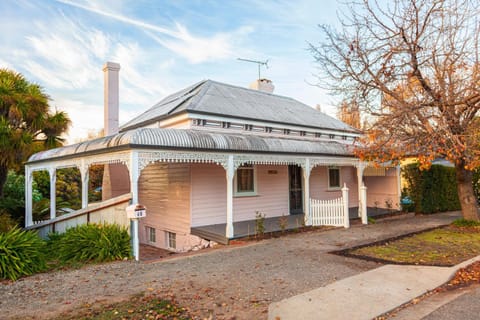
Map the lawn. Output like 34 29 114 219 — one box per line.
346 225 480 266
56 293 191 320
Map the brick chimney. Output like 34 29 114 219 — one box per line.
249 78 274 93
103 62 120 135
101 62 130 201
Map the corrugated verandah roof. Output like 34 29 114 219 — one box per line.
27 128 354 163
120 80 358 133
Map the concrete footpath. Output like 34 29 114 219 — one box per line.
269 247 480 320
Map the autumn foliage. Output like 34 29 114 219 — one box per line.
310 0 480 219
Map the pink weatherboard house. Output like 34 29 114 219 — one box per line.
25 62 400 252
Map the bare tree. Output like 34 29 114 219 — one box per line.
310 0 480 220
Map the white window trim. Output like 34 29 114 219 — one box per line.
234 165 258 197
146 226 156 244
166 231 176 250
327 166 341 190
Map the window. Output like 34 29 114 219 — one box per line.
166 231 176 249
235 164 257 196
328 167 341 189
146 226 156 243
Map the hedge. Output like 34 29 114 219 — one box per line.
402 163 461 214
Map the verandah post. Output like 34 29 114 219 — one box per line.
48 167 56 220
357 162 365 218
129 151 140 261
80 159 89 209
361 183 368 224
25 166 33 227
225 155 235 238
342 183 349 228
303 158 312 226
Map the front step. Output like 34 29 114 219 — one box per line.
191 227 229 245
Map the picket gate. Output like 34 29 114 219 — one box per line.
309 184 349 228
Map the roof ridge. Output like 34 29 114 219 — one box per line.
179 79 214 112
207 79 301 102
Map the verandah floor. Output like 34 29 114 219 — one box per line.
191 207 395 244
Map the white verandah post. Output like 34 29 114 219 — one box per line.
361 183 368 224
356 163 365 218
225 155 235 238
80 160 89 209
303 158 312 226
342 183 350 228
129 151 140 261
25 166 33 227
48 167 56 220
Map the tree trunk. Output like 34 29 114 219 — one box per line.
456 163 480 221
0 164 7 198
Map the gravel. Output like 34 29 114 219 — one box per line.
0 212 459 320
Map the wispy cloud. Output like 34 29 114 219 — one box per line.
22 15 106 89
56 0 251 63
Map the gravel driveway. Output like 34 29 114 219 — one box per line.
0 212 459 320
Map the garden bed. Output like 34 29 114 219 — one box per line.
333 225 480 266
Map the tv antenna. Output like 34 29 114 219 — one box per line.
237 58 269 80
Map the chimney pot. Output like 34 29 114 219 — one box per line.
249 78 274 93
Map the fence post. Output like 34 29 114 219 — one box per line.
342 183 350 228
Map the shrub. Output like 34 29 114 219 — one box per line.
402 163 460 214
0 171 43 224
0 209 17 233
0 227 46 281
49 223 131 264
452 218 480 228
255 211 266 237
278 215 288 232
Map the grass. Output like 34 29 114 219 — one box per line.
347 225 480 266
56 293 191 320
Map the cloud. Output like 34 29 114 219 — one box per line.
51 97 103 143
56 0 252 63
22 16 107 89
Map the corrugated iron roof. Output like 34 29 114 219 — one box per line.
27 128 354 163
120 80 358 133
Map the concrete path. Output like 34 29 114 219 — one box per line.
269 245 480 320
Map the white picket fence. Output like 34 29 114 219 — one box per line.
309 184 350 228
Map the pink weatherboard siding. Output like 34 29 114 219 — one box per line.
233 165 289 222
364 168 400 209
191 164 227 227
191 164 289 226
309 166 359 207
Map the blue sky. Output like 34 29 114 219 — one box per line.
0 0 342 142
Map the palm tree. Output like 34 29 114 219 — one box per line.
0 68 71 197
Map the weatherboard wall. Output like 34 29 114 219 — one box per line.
190 164 289 227
138 162 204 251
309 166 359 207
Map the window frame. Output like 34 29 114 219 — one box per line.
234 164 258 197
166 231 176 249
328 166 341 190
146 226 156 243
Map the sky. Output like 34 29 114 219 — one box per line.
0 0 343 143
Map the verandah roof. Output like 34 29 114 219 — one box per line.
27 127 354 164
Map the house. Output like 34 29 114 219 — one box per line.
25 62 401 252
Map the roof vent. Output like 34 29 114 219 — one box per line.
249 78 274 93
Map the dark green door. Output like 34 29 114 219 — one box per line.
289 165 303 214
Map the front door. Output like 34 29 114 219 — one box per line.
289 165 303 214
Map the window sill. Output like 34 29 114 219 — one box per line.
327 187 341 191
234 192 258 198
